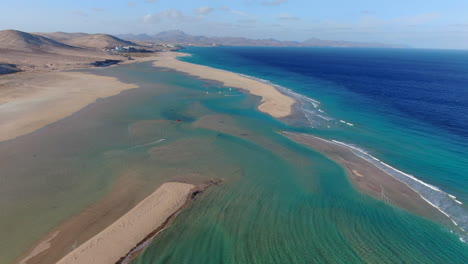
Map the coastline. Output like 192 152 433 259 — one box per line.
3 48 465 264
46 182 195 264
0 51 296 142
151 52 296 118
0 71 138 142
282 132 454 224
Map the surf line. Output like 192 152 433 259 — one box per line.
131 138 166 149
283 131 467 242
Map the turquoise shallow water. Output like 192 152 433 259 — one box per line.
99 58 468 262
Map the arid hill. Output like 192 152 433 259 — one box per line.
63 34 137 49
0 30 76 52
36 32 90 42
0 30 129 73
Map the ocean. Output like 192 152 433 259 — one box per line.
129 48 468 263
179 46 468 233
1 48 467 263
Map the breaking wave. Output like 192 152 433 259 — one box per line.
325 138 468 242
238 73 356 128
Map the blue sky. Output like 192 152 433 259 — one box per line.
1 0 468 49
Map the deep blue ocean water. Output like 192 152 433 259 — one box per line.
180 46 468 240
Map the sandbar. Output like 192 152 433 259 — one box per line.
54 182 195 264
0 71 137 142
152 52 295 118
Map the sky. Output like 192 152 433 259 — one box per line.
1 0 468 49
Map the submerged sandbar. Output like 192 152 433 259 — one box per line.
283 132 449 223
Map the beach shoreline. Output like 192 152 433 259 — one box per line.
0 51 296 143
151 52 296 118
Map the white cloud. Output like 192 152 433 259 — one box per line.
92 8 104 12
262 0 288 6
143 13 160 24
128 2 136 7
161 9 184 19
143 9 192 24
193 7 214 16
231 10 250 17
278 13 300 21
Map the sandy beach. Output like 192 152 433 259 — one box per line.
0 71 137 142
49 182 195 264
152 52 296 118
283 132 449 223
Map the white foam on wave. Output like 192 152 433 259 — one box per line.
238 73 342 129
131 138 166 149
287 132 468 242
323 138 468 242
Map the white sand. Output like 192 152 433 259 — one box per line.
56 182 194 264
152 52 295 118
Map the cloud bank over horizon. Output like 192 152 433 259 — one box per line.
1 0 467 49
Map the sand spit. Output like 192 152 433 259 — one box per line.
18 231 60 264
55 182 195 264
152 52 295 118
283 132 449 223
0 71 137 142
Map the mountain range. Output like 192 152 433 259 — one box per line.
0 30 138 52
0 30 136 72
117 30 407 48
35 32 137 49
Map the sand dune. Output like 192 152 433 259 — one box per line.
152 52 295 118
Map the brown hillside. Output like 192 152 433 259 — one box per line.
36 32 90 42
0 30 76 52
63 34 137 49
0 30 129 73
